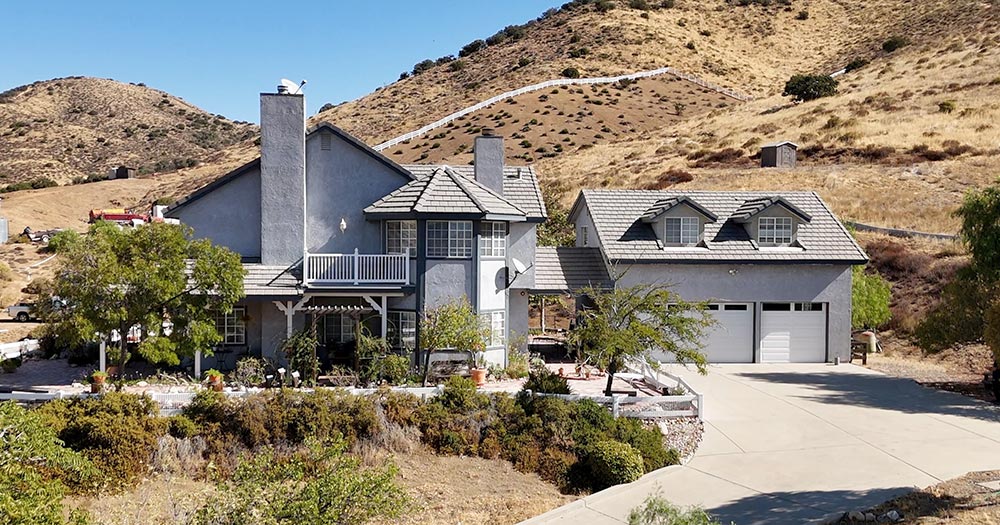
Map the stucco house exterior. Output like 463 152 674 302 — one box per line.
558 189 868 363
165 89 546 370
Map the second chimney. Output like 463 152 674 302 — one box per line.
474 129 504 196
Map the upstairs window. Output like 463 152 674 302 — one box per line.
665 217 700 245
427 220 473 258
759 217 794 245
479 221 506 258
386 220 417 257
580 225 589 247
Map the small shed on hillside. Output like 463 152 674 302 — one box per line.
760 141 799 168
107 166 137 180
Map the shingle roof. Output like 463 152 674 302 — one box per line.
640 196 718 223
404 165 546 220
730 196 811 223
534 247 613 293
761 141 799 149
572 190 868 264
365 166 527 220
244 264 301 296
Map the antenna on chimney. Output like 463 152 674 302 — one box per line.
279 79 307 95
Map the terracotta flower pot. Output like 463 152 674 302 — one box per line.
90 382 103 394
210 378 224 392
470 368 487 387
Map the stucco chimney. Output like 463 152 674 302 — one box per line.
259 90 306 265
474 129 504 196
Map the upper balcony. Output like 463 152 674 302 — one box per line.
304 249 410 288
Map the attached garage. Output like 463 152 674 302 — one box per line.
659 303 754 363
760 303 827 363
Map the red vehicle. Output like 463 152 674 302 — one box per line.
89 208 150 224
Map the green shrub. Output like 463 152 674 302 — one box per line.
0 261 13 282
795 10 809 20
628 494 721 525
35 392 165 490
845 58 869 73
411 59 435 75
596 0 616 12
230 356 266 388
629 0 651 9
882 35 909 53
505 351 530 379
614 418 680 472
782 74 838 102
189 439 409 525
448 60 466 72
459 39 487 57
938 100 957 113
45 230 82 254
0 402 98 524
522 367 571 394
562 67 581 79
167 415 198 439
587 440 645 489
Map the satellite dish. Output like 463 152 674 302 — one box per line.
511 258 528 275
279 78 307 95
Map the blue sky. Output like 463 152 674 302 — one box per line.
4 0 561 123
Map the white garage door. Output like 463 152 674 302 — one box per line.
658 303 753 363
760 303 827 363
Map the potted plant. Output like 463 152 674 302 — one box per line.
470 352 487 387
205 369 224 392
90 370 108 394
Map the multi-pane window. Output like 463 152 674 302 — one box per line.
214 307 246 345
759 217 794 245
479 221 506 258
386 220 417 257
664 217 700 245
580 226 589 247
426 220 473 258
318 314 356 344
387 311 417 350
481 311 505 348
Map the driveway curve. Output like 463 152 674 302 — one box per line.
521 363 1000 525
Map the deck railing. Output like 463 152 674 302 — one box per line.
304 249 409 286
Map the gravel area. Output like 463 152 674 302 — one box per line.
863 333 996 402
659 416 704 461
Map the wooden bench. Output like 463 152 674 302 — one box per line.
850 341 868 365
424 350 474 385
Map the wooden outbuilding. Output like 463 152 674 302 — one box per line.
760 141 799 168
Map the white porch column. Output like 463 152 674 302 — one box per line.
99 340 106 372
362 295 388 338
381 296 388 339
274 297 311 338
194 349 202 378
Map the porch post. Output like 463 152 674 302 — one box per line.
194 349 202 379
285 301 294 337
99 340 106 373
380 296 388 339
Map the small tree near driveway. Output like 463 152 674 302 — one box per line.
40 221 245 373
419 298 489 354
569 283 713 396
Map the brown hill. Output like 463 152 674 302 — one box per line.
0 77 257 186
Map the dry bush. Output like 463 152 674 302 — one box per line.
865 238 935 278
642 169 694 189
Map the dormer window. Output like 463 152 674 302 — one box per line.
759 217 793 246
665 217 700 245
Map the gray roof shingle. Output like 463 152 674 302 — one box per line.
403 164 546 220
244 264 301 296
573 190 868 264
534 247 612 292
365 166 526 219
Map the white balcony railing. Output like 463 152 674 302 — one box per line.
304 250 409 286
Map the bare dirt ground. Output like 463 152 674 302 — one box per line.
863 333 996 403
837 470 1000 524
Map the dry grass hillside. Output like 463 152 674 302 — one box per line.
540 9 1000 232
314 0 990 144
0 77 257 185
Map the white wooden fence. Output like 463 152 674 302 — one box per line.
0 339 39 360
373 66 752 151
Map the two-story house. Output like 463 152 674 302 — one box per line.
165 88 546 370
557 189 868 364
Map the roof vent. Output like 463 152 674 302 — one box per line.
506 167 522 179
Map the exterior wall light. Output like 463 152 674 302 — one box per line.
339 218 347 233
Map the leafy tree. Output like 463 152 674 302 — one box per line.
537 188 575 247
459 39 487 57
419 298 488 354
916 179 1000 357
570 283 712 396
0 402 97 525
782 74 838 102
851 265 891 329
628 494 720 525
562 67 581 79
190 439 409 525
40 221 244 372
411 59 435 75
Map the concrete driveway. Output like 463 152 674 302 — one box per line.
522 364 1000 525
